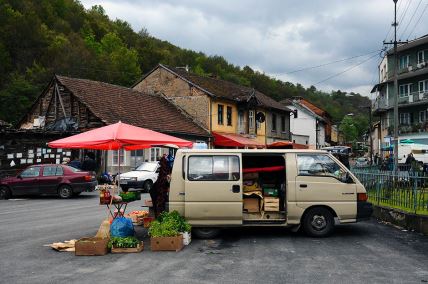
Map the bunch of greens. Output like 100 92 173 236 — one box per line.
119 192 137 202
148 211 191 238
108 236 140 249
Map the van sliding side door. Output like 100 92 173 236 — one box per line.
184 154 243 225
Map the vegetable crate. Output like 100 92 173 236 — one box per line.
150 235 183 252
111 241 144 253
75 237 109 256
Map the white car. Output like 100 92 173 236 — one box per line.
119 162 159 192
355 157 369 167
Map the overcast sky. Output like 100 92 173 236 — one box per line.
80 0 428 98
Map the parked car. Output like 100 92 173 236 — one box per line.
119 162 159 192
355 157 369 167
0 164 97 199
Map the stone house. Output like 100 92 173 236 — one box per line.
133 64 291 147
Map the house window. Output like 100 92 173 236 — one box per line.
399 55 410 69
399 113 411 125
399 84 411 97
226 106 232 126
281 116 286 132
419 80 428 94
418 50 427 64
150 147 161 162
218 104 224 125
272 113 277 131
419 111 427 123
112 149 126 166
238 111 245 133
249 110 255 128
130 149 145 168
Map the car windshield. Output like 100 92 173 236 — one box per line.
136 163 157 172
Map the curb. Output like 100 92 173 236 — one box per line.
372 205 428 236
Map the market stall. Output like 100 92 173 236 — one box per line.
47 121 193 254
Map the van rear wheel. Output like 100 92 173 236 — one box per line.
302 207 334 237
193 228 221 239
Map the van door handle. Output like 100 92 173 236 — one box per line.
299 184 307 188
232 185 240 193
178 192 185 196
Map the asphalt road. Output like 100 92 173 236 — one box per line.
0 192 427 284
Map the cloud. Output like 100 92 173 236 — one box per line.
80 0 428 96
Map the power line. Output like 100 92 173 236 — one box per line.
384 0 403 41
284 49 383 75
399 0 422 39
407 2 428 39
397 0 412 33
313 52 380 86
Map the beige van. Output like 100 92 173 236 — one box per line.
168 149 373 238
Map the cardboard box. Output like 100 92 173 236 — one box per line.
75 237 109 256
111 241 144 253
151 235 184 252
264 197 280 212
244 198 260 213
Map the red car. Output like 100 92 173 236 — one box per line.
0 164 97 199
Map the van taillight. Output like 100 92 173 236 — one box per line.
357 193 368 202
84 175 93 182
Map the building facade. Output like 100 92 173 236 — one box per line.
12 75 210 173
133 64 291 148
372 35 428 147
282 97 332 149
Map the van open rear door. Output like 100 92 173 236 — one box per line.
183 153 243 225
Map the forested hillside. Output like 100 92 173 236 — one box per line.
0 0 370 136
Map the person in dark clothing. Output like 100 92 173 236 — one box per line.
405 153 415 165
69 156 82 169
151 155 170 217
81 152 97 172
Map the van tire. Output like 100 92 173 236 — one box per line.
302 207 334 237
193 228 221 239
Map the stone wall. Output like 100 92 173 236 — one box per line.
134 68 210 130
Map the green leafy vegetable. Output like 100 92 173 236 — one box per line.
108 236 140 248
148 211 191 237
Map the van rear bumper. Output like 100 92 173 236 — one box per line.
356 201 373 221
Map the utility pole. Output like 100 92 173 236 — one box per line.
383 0 407 173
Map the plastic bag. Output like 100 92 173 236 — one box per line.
110 217 134 238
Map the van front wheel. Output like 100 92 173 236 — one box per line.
302 207 334 237
193 228 221 239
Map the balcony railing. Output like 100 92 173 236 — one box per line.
387 122 428 135
374 91 428 111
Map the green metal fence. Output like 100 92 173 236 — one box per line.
352 167 428 215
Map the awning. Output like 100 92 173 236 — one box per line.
267 141 309 149
212 132 265 148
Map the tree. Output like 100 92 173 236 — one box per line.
339 116 358 143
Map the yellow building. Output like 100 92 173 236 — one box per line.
133 64 290 148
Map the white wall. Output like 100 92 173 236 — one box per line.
287 105 318 148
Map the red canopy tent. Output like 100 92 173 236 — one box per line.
48 122 193 193
48 121 193 150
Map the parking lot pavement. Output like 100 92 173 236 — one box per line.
0 192 427 284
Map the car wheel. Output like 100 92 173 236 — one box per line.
302 207 334 237
0 186 11 200
192 228 221 239
143 180 153 192
58 185 73 199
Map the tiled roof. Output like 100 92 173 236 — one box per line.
158 65 291 112
55 75 210 137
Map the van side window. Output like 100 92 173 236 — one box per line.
188 155 240 181
297 154 345 180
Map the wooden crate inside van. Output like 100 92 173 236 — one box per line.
264 197 279 212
